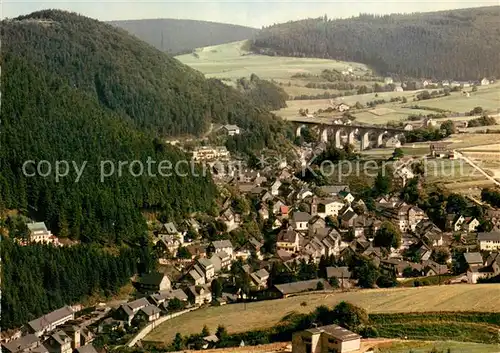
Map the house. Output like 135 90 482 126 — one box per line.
429 143 452 158
403 123 414 131
134 305 161 323
292 212 312 231
221 124 240 136
210 251 231 272
155 222 184 255
478 232 500 251
394 166 414 186
384 77 393 85
442 80 450 87
116 298 150 324
326 266 351 281
202 335 219 349
333 103 350 112
185 244 207 259
481 78 490 86
467 252 499 283
422 260 448 276
424 232 444 247
315 198 345 218
209 240 234 258
277 228 301 253
218 208 240 231
197 258 215 281
296 188 313 200
383 205 427 232
191 146 230 161
44 331 72 353
394 86 404 92
27 222 59 245
250 269 270 289
187 285 212 306
292 324 361 353
27 306 75 337
340 211 358 228
271 279 331 298
384 137 401 148
270 180 282 196
149 289 189 307
2 335 44 353
134 272 171 294
318 185 350 197
339 191 355 204
188 267 205 285
235 237 263 260
463 217 480 232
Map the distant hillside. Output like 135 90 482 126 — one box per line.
109 18 259 54
251 6 500 80
1 10 287 246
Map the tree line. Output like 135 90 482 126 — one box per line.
251 7 500 80
1 237 154 329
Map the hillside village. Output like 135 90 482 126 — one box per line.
4 136 500 352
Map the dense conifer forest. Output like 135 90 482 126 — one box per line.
251 6 500 80
109 18 259 55
1 237 154 329
0 10 289 244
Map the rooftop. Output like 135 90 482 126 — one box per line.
464 252 483 265
478 232 500 242
274 279 331 295
306 324 361 341
137 272 168 286
28 306 74 332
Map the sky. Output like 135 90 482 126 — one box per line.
2 0 498 27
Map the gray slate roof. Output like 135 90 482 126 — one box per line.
464 252 483 265
478 232 500 241
28 306 74 333
274 279 331 295
2 334 40 353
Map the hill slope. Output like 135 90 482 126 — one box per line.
251 6 500 80
0 10 285 244
108 18 259 55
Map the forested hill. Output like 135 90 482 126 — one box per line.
109 18 259 55
251 6 500 80
0 10 285 244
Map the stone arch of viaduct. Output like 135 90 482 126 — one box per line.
295 123 404 150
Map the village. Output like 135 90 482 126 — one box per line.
4 125 500 353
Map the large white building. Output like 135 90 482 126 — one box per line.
478 232 500 251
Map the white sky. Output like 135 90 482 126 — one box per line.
2 0 498 27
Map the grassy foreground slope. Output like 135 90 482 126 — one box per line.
146 284 500 343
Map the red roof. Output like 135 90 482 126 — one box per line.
280 206 289 214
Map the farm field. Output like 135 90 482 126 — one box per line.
175 40 373 97
376 340 500 353
277 83 500 124
145 284 500 344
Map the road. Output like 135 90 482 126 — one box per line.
453 150 500 187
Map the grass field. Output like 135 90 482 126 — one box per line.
176 41 369 79
146 284 500 343
175 40 375 97
376 340 500 353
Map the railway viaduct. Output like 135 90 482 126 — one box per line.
290 117 405 150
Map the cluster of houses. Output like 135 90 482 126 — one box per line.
384 77 495 91
1 306 101 353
